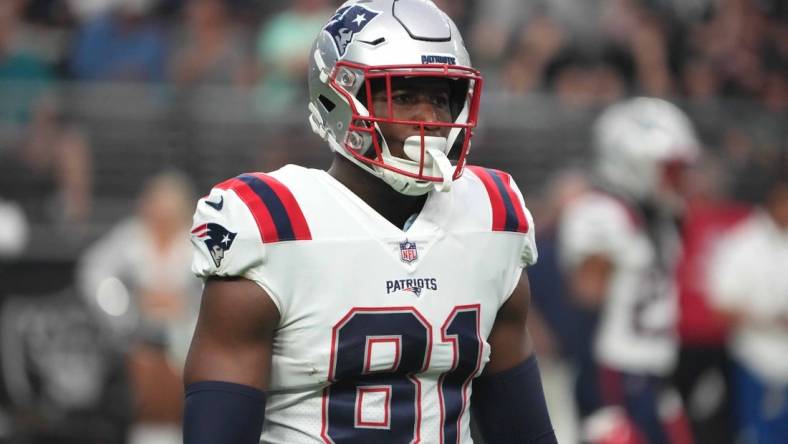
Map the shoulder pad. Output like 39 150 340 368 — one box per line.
466 166 530 234
215 173 311 243
191 172 311 278
558 192 637 267
466 166 537 266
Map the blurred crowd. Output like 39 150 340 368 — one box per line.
0 0 786 443
0 0 785 108
0 0 784 228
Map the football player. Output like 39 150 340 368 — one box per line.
182 1 557 443
707 169 788 444
558 98 697 444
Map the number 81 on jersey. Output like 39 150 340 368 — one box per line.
320 305 482 444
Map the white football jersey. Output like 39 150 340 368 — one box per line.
558 191 678 376
191 165 537 443
708 210 788 386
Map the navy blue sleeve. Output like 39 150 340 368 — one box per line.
471 356 558 444
183 381 266 444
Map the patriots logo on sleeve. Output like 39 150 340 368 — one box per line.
324 5 380 56
191 223 237 267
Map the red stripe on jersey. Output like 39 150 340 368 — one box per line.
467 166 509 232
497 171 529 233
249 173 312 241
217 177 280 243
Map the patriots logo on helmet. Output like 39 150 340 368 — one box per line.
191 223 237 267
324 5 380 56
399 240 418 263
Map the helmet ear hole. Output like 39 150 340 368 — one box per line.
364 127 385 160
318 95 336 113
345 131 365 152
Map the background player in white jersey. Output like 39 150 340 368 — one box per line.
707 169 788 444
558 98 697 444
182 1 557 443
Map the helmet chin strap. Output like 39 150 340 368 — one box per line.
376 136 454 195
426 146 454 192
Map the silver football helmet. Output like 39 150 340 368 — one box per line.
593 97 700 202
308 0 483 195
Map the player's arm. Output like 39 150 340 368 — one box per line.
471 274 558 444
568 253 614 308
182 277 280 444
558 195 627 308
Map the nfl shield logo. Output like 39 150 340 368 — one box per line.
399 240 418 263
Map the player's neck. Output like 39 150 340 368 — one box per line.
328 156 427 230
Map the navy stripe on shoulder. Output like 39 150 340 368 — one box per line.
487 169 521 232
238 174 296 242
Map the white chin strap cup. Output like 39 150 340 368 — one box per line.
376 135 455 196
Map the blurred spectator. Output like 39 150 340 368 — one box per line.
495 6 637 108
22 0 75 26
488 0 788 106
4 0 72 72
681 56 722 105
499 15 566 95
469 0 536 68
70 0 168 82
77 170 199 444
760 69 788 113
544 47 631 108
707 168 788 444
78 169 198 356
0 98 93 229
722 104 785 204
253 0 334 115
28 101 92 225
0 1 92 228
170 0 255 88
631 18 673 97
600 0 674 97
685 0 787 103
66 0 115 22
0 0 53 132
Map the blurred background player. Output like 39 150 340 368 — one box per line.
78 170 199 444
707 166 788 444
558 97 697 444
